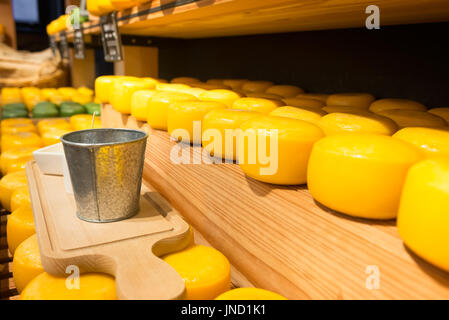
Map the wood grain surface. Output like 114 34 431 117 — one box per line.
102 104 449 299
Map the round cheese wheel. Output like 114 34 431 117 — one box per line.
241 81 274 93
322 105 368 114
295 93 329 103
269 106 325 125
369 98 427 113
202 109 260 160
1 118 33 129
37 119 72 135
70 114 101 131
1 132 42 153
168 101 227 144
71 93 93 105
110 0 140 10
111 78 154 114
171 77 201 84
0 170 28 211
307 134 423 219
199 89 242 107
7 205 35 255
0 147 36 175
326 93 375 109
393 127 449 158
238 116 324 185
156 83 191 92
222 79 248 90
130 89 157 121
265 85 304 98
397 158 449 272
163 245 231 300
428 108 449 123
12 234 44 293
1 123 37 135
318 112 398 136
11 186 31 212
95 76 120 103
283 97 325 109
21 272 117 300
1 87 22 104
377 109 447 128
246 92 283 100
232 97 283 114
216 288 287 300
57 87 78 101
41 128 72 146
177 87 207 98
97 0 115 12
147 91 197 130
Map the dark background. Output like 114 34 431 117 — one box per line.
13 1 449 107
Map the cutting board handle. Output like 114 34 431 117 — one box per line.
114 247 186 300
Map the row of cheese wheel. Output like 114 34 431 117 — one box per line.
1 87 97 110
0 117 101 177
2 170 285 299
98 75 449 273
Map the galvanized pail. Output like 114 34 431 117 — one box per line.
61 129 148 223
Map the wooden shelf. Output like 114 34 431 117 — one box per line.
102 104 449 299
62 0 449 40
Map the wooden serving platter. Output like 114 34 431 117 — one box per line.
26 160 192 300
102 104 449 300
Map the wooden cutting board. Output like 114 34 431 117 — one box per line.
26 161 191 300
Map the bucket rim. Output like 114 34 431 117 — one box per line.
61 128 148 148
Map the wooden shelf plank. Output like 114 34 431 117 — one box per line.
102 104 449 299
63 0 449 40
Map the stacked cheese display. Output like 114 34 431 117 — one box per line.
98 75 449 275
1 87 101 120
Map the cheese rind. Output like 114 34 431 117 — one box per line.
0 171 28 211
283 97 324 109
163 245 231 300
307 134 423 219
398 158 449 272
131 89 157 121
241 81 274 93
369 98 427 113
326 93 375 109
393 127 449 158
1 132 42 152
7 205 35 255
199 89 242 107
111 78 153 114
0 147 36 175
428 108 449 123
269 106 325 125
232 97 283 114
377 109 447 128
265 85 304 98
11 186 31 212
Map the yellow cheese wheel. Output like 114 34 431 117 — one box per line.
178 87 207 98
130 89 157 121
322 105 368 114
241 81 274 93
41 128 72 146
369 98 427 113
1 87 22 104
1 132 42 152
12 234 44 293
216 288 287 300
7 205 35 255
199 89 241 107
269 106 325 125
22 91 44 111
95 75 120 103
318 112 398 136
0 147 36 175
171 77 201 84
202 109 260 160
392 127 449 158
238 116 324 185
40 88 58 100
246 92 283 100
307 134 423 219
110 0 139 10
70 114 101 131
163 245 231 300
11 186 31 212
37 119 72 135
283 97 325 109
111 78 153 114
168 101 227 144
265 85 304 98
147 91 197 130
194 83 232 90
428 108 449 123
97 0 115 13
48 92 65 105
295 93 329 103
58 87 78 101
326 93 375 109
397 158 449 272
156 83 191 92
21 272 117 300
77 87 94 96
0 170 28 211
222 79 249 90
232 97 283 114
377 109 447 128
1 122 37 135
1 118 33 128
72 93 93 105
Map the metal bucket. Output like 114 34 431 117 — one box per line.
61 129 148 223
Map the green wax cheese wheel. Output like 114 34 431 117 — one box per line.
60 102 86 117
2 108 29 119
34 102 58 110
2 103 28 111
32 103 59 118
84 102 101 116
